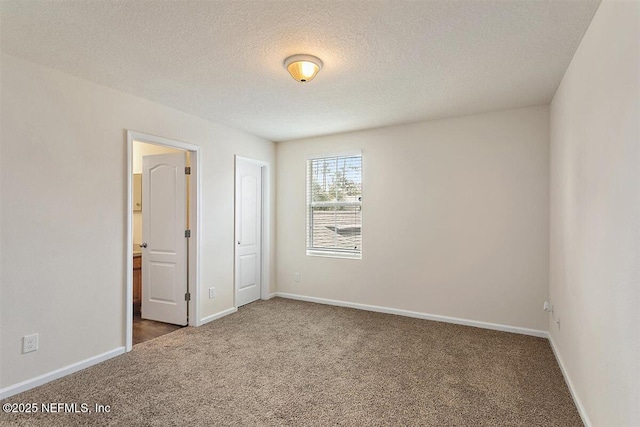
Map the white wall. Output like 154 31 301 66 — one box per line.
277 105 550 331
0 54 276 389
549 1 640 425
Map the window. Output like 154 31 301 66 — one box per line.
306 152 362 259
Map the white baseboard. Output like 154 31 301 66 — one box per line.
264 292 277 300
199 307 237 325
274 292 548 338
548 335 592 427
0 347 125 400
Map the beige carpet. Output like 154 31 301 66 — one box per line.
1 298 581 426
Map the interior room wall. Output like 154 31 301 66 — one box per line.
131 142 182 245
0 54 276 390
276 105 550 332
549 0 640 425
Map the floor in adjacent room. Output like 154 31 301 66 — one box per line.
133 310 184 345
2 298 581 426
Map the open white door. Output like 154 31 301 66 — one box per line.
235 159 262 307
141 152 188 326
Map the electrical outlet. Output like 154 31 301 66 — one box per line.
294 272 301 282
209 287 216 299
23 334 38 354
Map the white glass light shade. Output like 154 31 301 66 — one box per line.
284 54 323 83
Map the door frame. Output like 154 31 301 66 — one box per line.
126 130 201 352
234 155 271 305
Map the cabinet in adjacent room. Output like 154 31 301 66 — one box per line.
133 254 142 314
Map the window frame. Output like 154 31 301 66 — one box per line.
305 151 363 260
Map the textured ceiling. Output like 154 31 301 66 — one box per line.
0 0 600 141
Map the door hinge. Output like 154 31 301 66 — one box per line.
185 166 191 175
185 292 191 301
185 229 191 238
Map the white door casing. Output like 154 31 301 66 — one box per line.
142 152 188 325
235 159 262 307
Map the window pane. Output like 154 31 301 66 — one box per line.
310 206 361 251
308 156 361 204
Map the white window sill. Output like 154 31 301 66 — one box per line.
306 250 362 260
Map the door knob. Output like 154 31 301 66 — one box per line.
237 241 241 245
140 243 148 248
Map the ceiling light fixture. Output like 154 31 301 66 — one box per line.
284 54 323 83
